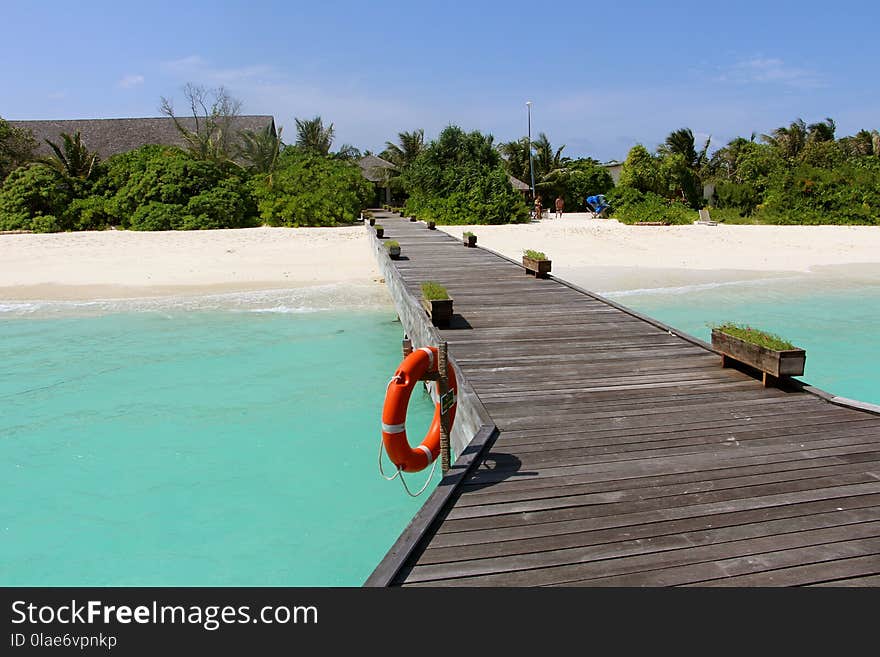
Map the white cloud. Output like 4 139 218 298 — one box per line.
118 74 145 89
719 57 824 89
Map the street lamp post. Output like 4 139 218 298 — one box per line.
526 101 535 202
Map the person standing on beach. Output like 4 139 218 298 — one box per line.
534 196 543 220
555 196 564 219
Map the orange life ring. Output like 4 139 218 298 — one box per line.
382 346 458 473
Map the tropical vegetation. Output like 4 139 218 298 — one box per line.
400 126 529 224
0 86 371 231
2 97 879 231
611 119 880 225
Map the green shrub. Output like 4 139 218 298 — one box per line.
704 207 756 224
250 149 372 226
130 202 188 231
66 195 112 230
402 126 529 225
384 240 400 248
714 182 761 215
30 215 63 233
753 160 880 225
183 178 255 229
0 164 72 231
523 249 547 260
420 281 449 300
607 188 694 225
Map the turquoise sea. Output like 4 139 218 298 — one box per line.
3 273 879 586
0 289 437 586
604 273 880 406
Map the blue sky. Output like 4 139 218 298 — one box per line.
1 0 878 161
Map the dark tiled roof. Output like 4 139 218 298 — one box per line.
9 116 275 159
358 154 397 183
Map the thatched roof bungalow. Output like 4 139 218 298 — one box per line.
9 116 276 159
358 154 398 205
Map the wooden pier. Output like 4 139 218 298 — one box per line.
365 211 880 587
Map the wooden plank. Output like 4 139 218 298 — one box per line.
419 503 880 568
402 523 880 585
690 554 880 587
454 457 880 511
808 574 880 586
436 481 880 539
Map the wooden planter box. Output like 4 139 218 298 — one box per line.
367 217 375 226
387 245 401 259
410 216 417 222
523 256 552 278
712 329 806 387
375 227 384 238
463 235 477 248
421 298 453 327
427 221 436 230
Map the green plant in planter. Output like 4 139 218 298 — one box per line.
385 239 401 259
711 323 795 351
462 231 475 238
374 224 383 230
523 249 547 260
421 281 449 300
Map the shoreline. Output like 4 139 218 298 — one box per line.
0 225 384 303
1 219 878 305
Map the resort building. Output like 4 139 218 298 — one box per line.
602 160 623 184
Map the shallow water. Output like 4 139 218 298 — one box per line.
605 273 880 406
0 293 437 586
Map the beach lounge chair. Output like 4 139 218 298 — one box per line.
696 209 718 226
586 195 610 218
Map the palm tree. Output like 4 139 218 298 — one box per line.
333 143 362 160
498 137 531 182
294 116 334 155
532 132 566 178
238 124 283 175
43 131 98 180
659 128 711 169
382 129 425 167
762 118 808 159
709 136 752 180
807 117 836 143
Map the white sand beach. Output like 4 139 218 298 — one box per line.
0 226 380 300
2 218 880 302
440 214 880 293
